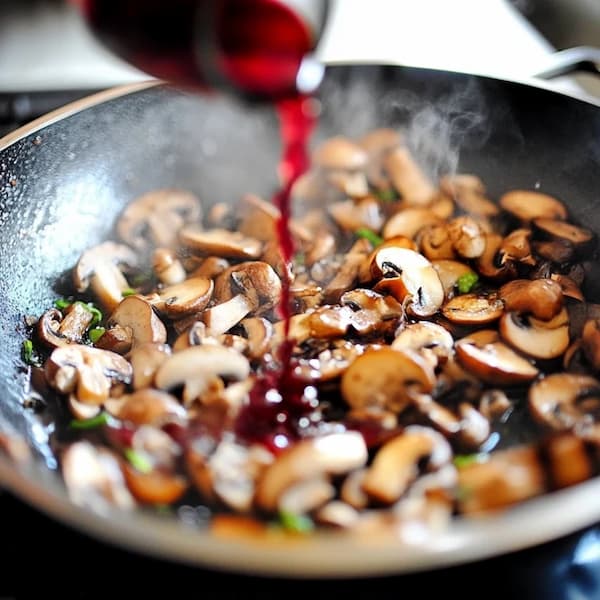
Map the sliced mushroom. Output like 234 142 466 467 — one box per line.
327 197 384 233
117 188 202 253
416 223 456 261
154 345 250 405
550 273 584 302
314 500 361 529
73 241 138 311
532 239 575 263
383 146 436 205
312 136 368 171
37 304 94 349
112 389 186 426
532 218 593 249
392 321 454 369
455 330 539 386
446 216 486 258
475 233 517 281
361 425 452 505
254 431 368 513
370 247 444 317
456 445 545 514
239 317 274 360
107 295 167 346
68 394 101 421
499 190 567 222
499 308 569 360
152 276 213 319
341 347 435 414
179 226 263 260
582 319 600 370
152 247 186 285
190 256 230 279
94 324 133 355
499 278 563 321
128 342 171 390
382 207 442 240
122 461 188 505
543 433 593 489
431 260 476 299
45 344 132 404
439 174 499 217
323 239 371 302
500 228 536 266
62 441 136 510
528 373 600 431
441 293 504 326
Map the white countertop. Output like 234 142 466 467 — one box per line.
0 0 592 99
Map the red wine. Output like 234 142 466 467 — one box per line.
71 0 322 99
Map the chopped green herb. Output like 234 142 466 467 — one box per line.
453 453 489 468
375 188 398 202
69 411 112 430
355 227 383 247
456 272 479 294
124 448 153 474
21 339 39 366
74 301 103 327
88 327 106 344
278 510 314 534
122 288 137 297
54 298 72 310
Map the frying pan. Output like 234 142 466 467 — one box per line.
1 64 600 578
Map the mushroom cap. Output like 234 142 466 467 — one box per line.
382 207 442 240
532 217 594 247
108 295 167 346
153 276 214 319
431 259 476 298
499 278 563 321
499 190 567 222
341 347 436 413
117 188 202 252
73 241 138 292
114 389 186 426
312 136 368 171
441 293 504 326
392 321 454 367
179 226 263 260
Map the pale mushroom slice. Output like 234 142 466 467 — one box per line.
312 135 368 171
455 330 539 386
107 295 167 347
254 431 368 513
112 389 186 427
382 207 442 240
456 445 545 515
432 259 477 299
441 293 504 326
499 278 563 321
446 216 486 259
341 347 435 414
203 262 282 336
154 345 251 406
327 197 385 233
391 321 454 369
179 226 263 260
361 425 453 505
45 344 132 405
117 188 202 253
543 433 593 489
73 241 138 312
439 174 499 217
152 247 187 285
151 276 213 319
370 247 444 317
499 307 570 360
528 373 600 431
499 190 567 222
383 145 436 205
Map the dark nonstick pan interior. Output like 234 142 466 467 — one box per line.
1 64 600 575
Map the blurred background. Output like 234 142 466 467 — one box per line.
0 0 598 136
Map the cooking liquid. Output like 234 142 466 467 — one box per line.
75 0 323 451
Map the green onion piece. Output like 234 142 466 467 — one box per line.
456 272 479 294
122 288 137 297
21 339 35 365
453 453 489 468
278 510 314 534
69 411 112 430
75 301 103 327
88 327 106 344
375 188 398 202
54 298 72 310
124 448 153 474
355 227 383 247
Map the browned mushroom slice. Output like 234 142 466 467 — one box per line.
382 207 442 240
370 247 444 317
359 127 402 191
455 330 539 386
190 256 230 279
152 247 186 285
73 241 138 311
45 344 132 404
550 273 584 302
154 345 250 405
37 304 95 349
112 389 186 426
416 223 456 261
203 262 281 336
179 226 263 260
254 431 368 513
122 461 189 505
361 425 452 505
293 342 366 382
528 373 600 431
532 218 594 248
62 441 136 510
94 324 133 355
475 232 517 281
499 308 570 360
392 321 454 369
312 135 368 171
543 433 593 489
383 146 436 205
499 190 567 222
532 238 575 263
499 278 563 321
239 317 274 361
439 174 499 217
307 305 355 339
447 216 486 258
341 347 435 414
431 260 476 299
456 445 545 515
340 288 405 335
128 342 171 390
323 239 371 302
582 319 600 370
152 276 213 319
441 293 504 326
107 295 167 346
327 197 384 233
500 228 536 266
68 394 102 421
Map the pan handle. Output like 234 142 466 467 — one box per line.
533 46 600 80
